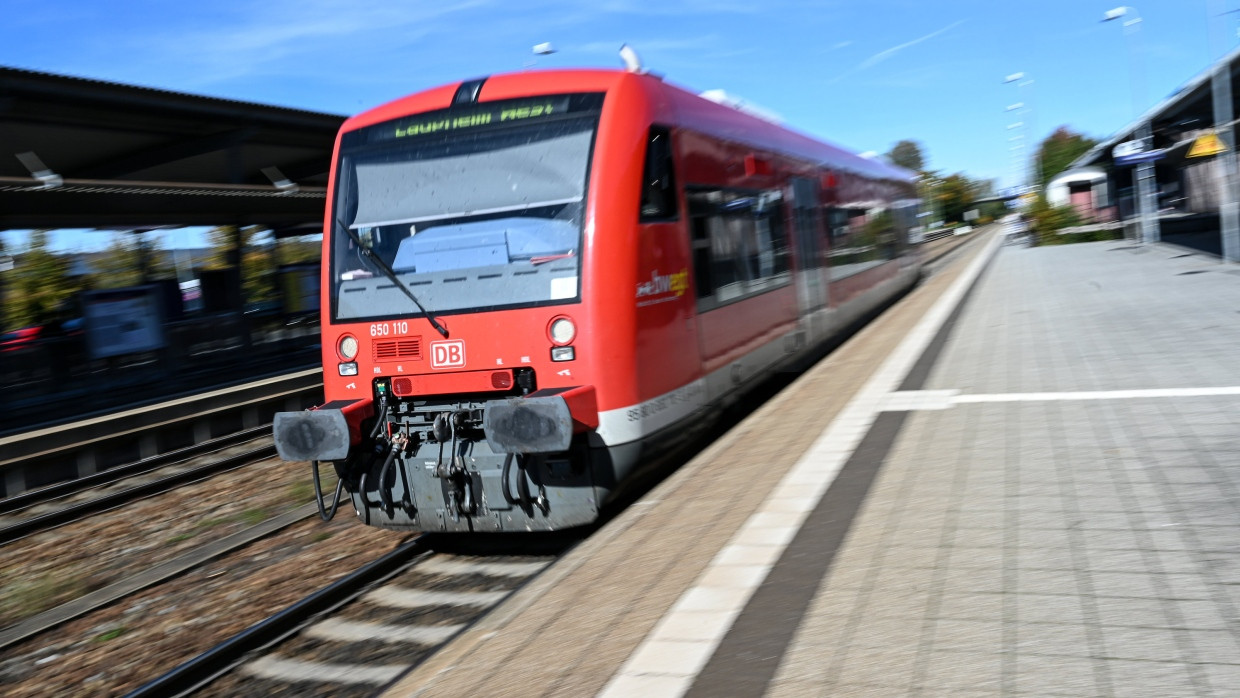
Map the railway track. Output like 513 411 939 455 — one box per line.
0 368 321 499
0 430 276 544
1 409 315 658
133 542 563 698
2 227 991 696
919 227 988 277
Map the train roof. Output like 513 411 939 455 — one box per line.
655 76 917 185
342 68 916 186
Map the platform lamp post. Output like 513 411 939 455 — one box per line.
1009 141 1026 201
1008 132 1025 192
1005 120 1025 208
1104 6 1159 244
1006 104 1026 194
1003 73 1041 195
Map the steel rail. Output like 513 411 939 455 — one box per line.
0 425 272 515
0 502 320 652
922 227 991 274
125 538 430 698
0 442 276 544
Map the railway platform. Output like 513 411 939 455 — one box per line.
384 227 1240 697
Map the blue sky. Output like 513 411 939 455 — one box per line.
1 0 1232 250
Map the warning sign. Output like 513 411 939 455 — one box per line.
1188 131 1227 158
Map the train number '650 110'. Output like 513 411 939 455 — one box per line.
370 321 410 337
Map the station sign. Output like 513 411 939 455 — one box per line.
82 285 167 360
1113 138 1149 159
1114 138 1164 166
1187 131 1227 159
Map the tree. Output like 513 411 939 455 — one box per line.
91 232 171 289
1027 194 1084 245
886 140 926 173
275 234 322 266
207 225 255 271
2 230 77 330
936 173 978 224
968 176 1008 222
920 172 1004 225
206 225 278 305
1036 126 1098 191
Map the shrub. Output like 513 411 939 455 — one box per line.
1026 196 1083 245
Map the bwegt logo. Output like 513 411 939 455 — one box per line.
635 268 689 298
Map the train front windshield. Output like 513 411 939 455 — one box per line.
330 94 601 323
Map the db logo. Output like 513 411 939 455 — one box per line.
430 340 466 369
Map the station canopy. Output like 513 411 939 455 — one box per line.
1071 44 1240 172
0 66 346 234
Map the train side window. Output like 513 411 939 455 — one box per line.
691 217 713 299
826 205 900 279
825 207 850 241
688 186 791 309
640 126 679 221
756 191 791 278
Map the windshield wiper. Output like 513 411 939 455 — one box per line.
337 217 449 338
529 250 576 265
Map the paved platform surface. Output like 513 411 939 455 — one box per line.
384 232 1240 697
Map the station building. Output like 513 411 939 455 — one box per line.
1065 44 1240 258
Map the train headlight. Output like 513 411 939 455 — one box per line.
338 362 359 376
338 334 359 360
548 317 576 346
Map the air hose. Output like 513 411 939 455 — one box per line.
501 453 549 515
377 446 399 518
501 453 519 507
347 401 394 525
517 456 533 512
311 459 346 522
369 401 390 439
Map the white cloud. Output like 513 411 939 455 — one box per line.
826 18 965 84
859 20 966 69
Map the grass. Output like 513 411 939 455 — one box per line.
193 517 229 530
0 573 89 626
288 469 341 507
93 626 128 642
238 508 270 526
287 479 314 504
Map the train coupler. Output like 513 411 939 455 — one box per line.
435 456 478 522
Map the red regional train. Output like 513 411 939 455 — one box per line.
274 63 923 533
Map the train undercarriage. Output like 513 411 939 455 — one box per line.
276 380 614 533
346 398 601 532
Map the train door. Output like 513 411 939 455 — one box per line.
633 126 698 408
791 177 827 316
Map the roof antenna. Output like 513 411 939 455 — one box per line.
619 44 644 74
525 42 556 70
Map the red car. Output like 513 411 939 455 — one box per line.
0 326 41 352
